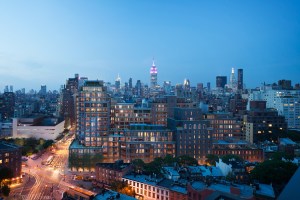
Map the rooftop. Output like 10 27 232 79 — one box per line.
123 174 165 188
0 141 21 151
278 167 300 200
279 138 296 145
188 166 223 177
255 184 275 198
69 139 102 150
94 190 136 200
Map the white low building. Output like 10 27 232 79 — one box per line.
123 174 170 200
12 115 64 140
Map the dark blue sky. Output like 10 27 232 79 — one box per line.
0 0 299 90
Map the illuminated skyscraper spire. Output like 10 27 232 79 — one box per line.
229 67 237 89
150 58 158 89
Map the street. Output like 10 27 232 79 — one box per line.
9 135 95 200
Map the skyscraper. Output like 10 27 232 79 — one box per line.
40 85 47 95
150 60 158 89
135 80 142 97
207 82 211 91
69 80 111 171
60 74 79 127
229 68 237 90
76 80 111 148
115 74 121 90
237 69 243 90
216 76 227 89
129 78 133 89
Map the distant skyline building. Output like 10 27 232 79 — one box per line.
216 76 227 89
237 69 243 90
207 82 211 91
0 92 15 121
135 80 142 97
115 74 121 90
40 85 47 95
129 78 133 89
150 59 158 89
278 79 292 90
229 68 237 90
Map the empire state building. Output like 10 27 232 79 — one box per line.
150 60 158 89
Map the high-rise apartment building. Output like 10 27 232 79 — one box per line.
69 80 112 171
60 74 79 127
120 124 175 163
168 107 213 164
204 112 244 140
244 101 287 144
76 80 111 148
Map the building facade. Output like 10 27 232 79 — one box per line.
150 60 158 89
216 76 227 89
120 124 175 163
168 108 213 164
12 115 64 140
60 74 79 128
0 141 22 182
95 160 132 185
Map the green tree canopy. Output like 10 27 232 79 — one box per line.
177 155 198 166
132 159 145 173
250 160 298 185
1 185 10 197
163 154 177 166
206 154 219 166
0 167 13 181
271 151 294 161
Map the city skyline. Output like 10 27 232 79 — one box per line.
0 1 299 90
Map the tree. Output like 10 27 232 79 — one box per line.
110 181 136 197
250 160 298 185
1 185 10 197
205 154 219 166
177 155 198 166
143 161 162 176
163 154 177 166
0 167 13 182
271 151 294 161
132 159 145 173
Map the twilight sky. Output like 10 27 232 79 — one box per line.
0 0 299 91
